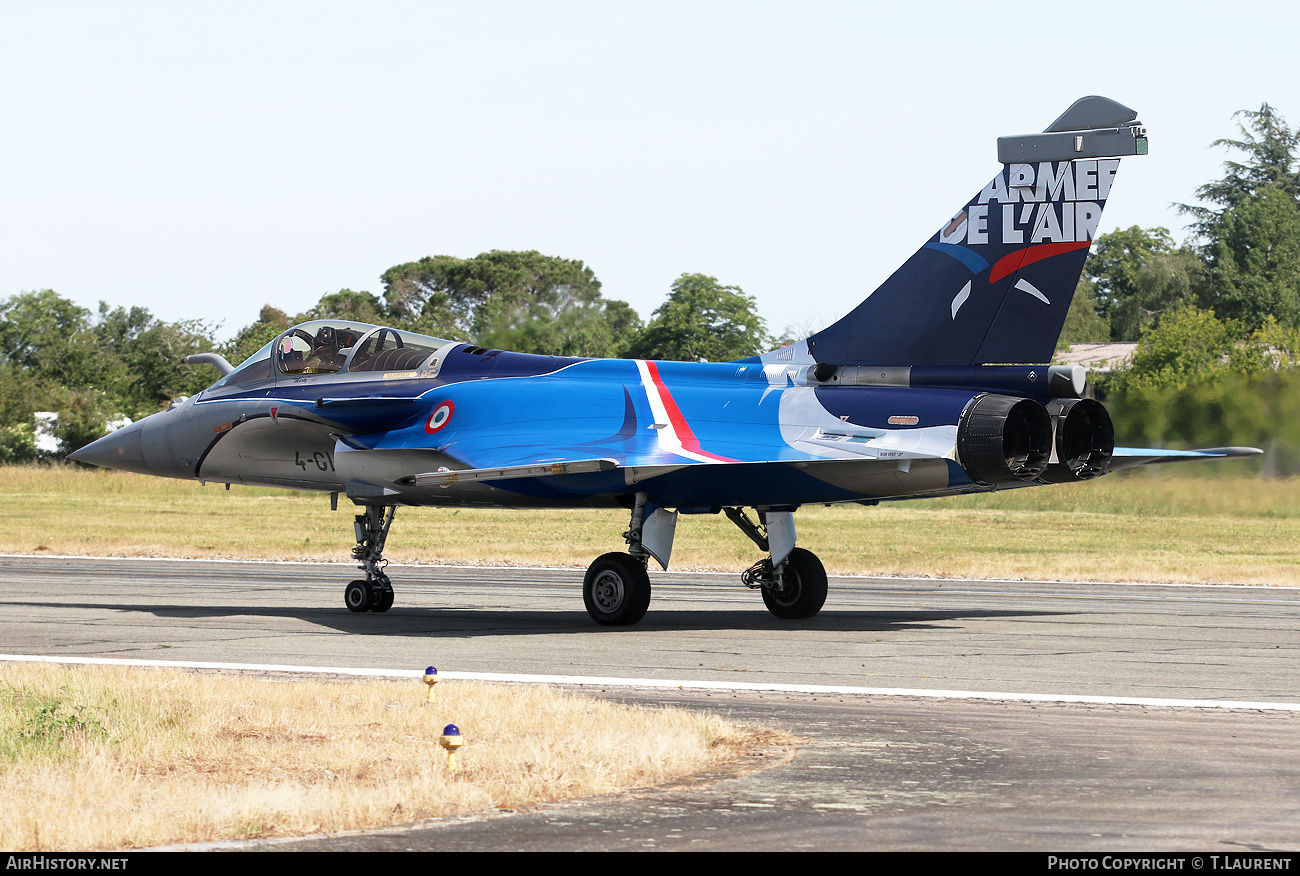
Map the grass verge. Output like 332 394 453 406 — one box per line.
4 466 1297 585
0 662 785 851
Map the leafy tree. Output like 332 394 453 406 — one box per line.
0 421 37 464
1179 103 1300 238
301 289 389 325
0 291 229 454
380 250 637 356
1239 317 1300 372
1104 311 1300 474
382 250 600 339
1174 104 1300 331
602 300 644 351
94 303 219 417
1089 108 1300 341
1057 280 1109 349
0 290 103 391
46 386 116 458
624 273 770 362
1204 183 1300 330
1110 306 1240 391
1080 227 1204 341
771 319 827 349
0 361 52 433
491 301 643 359
1107 305 1300 394
0 291 121 455
224 305 291 367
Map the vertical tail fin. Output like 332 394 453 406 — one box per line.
807 96 1147 367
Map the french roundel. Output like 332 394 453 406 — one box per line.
425 401 454 434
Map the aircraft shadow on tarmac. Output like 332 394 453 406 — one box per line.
13 600 1073 637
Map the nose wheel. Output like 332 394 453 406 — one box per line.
344 578 394 613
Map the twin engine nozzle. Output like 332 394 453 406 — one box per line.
957 394 1114 486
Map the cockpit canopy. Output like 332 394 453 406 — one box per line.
277 322 367 375
210 321 456 389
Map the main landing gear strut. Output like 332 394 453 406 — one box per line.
725 508 828 620
344 504 396 613
583 494 653 626
580 495 829 626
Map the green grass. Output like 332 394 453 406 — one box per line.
5 464 1298 586
0 670 176 765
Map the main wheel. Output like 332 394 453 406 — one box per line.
344 579 372 613
761 548 827 620
583 552 652 626
371 582 394 613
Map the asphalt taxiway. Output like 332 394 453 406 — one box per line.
3 555 1299 850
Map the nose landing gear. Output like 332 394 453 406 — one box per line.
582 493 654 626
346 504 396 613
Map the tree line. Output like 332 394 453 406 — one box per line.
0 265 771 460
1064 104 1300 474
3 103 1297 467
1062 103 1300 354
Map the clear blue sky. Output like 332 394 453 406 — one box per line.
2 1 1295 342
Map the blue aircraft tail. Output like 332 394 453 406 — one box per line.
806 96 1148 368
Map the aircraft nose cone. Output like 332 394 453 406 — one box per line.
67 419 153 475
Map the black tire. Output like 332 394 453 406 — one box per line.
583 552 652 626
371 583 394 613
761 548 827 620
344 579 372 613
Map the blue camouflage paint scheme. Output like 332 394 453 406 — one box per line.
186 348 969 508
323 359 857 466
73 99 1258 521
64 98 1266 627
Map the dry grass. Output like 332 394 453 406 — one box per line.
0 662 784 851
3 465 1299 585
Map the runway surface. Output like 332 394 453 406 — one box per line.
3 555 1300 850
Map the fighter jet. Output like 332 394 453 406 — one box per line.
70 96 1259 625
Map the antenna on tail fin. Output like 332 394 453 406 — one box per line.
805 96 1147 369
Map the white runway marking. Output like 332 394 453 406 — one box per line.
4 653 1298 712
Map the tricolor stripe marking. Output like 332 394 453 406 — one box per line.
635 360 735 463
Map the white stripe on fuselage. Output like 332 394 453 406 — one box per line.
634 359 724 464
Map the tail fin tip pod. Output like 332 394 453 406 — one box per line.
806 96 1147 369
